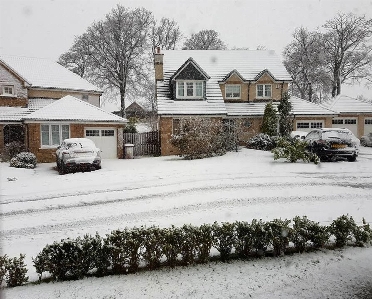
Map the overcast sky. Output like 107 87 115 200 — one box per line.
1 0 371 109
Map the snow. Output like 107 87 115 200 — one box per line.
1 147 372 298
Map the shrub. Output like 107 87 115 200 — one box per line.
0 141 26 162
5 254 28 288
142 226 164 270
162 226 183 268
250 219 271 256
212 222 235 262
261 102 278 136
233 221 253 258
179 224 199 266
10 152 37 169
195 224 213 263
0 255 8 286
267 219 291 256
329 215 358 247
272 138 320 164
353 218 372 247
170 118 226 160
247 133 277 151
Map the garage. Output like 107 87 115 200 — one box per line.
332 117 358 136
295 120 324 133
85 128 117 159
364 118 372 136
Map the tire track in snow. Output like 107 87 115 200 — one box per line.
2 192 370 239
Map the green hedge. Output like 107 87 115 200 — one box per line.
1 214 371 288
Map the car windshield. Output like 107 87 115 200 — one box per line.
323 131 351 140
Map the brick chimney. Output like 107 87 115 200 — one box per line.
154 46 164 81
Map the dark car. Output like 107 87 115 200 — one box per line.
360 132 372 147
304 128 359 162
56 138 101 174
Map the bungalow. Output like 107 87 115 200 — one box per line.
0 55 127 162
154 49 337 156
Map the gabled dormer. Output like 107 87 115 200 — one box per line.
219 70 246 102
252 69 287 102
170 58 210 100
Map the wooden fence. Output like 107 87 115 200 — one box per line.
123 131 160 157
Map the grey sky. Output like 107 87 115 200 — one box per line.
1 0 371 109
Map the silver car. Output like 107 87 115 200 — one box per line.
56 138 101 174
360 132 372 147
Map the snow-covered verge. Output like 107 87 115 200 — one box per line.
1 147 372 298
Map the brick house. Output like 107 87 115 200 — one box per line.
154 49 337 156
0 55 127 162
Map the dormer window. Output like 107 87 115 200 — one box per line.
177 81 203 99
2 85 15 96
256 84 272 98
225 84 241 99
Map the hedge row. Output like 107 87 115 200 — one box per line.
1 215 371 288
32 215 371 282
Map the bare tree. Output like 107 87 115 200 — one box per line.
323 13 372 97
182 29 227 50
283 27 331 102
58 5 154 118
152 17 182 50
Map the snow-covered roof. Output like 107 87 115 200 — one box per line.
23 95 127 123
288 97 337 116
28 98 58 111
157 50 292 116
0 55 102 93
0 107 31 122
321 95 372 114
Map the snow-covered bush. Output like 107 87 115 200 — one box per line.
162 226 183 268
141 226 164 270
267 219 292 256
233 221 254 258
10 152 37 169
179 224 199 265
329 215 358 247
170 118 226 159
212 222 235 262
272 138 320 164
353 218 372 247
0 141 26 162
195 224 213 263
2 254 28 288
247 133 277 151
250 219 271 256
261 102 278 136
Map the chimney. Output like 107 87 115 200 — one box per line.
154 47 164 81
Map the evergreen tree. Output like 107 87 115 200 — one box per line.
261 102 278 136
278 92 293 137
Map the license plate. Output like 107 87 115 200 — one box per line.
331 144 347 149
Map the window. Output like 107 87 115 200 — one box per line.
311 122 323 129
297 122 310 129
365 119 372 125
332 119 344 125
256 84 272 98
176 81 203 99
2 85 14 96
344 119 357 125
225 85 241 99
41 124 69 147
102 130 115 136
86 129 100 136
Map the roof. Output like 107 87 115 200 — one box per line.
287 97 337 116
0 55 102 93
23 95 127 123
0 107 31 122
157 50 292 116
321 95 372 114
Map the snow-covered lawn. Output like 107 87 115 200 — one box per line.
1 147 372 298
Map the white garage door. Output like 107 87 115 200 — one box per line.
364 118 372 136
85 128 117 159
332 118 358 136
296 121 324 132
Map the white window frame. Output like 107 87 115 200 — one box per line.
176 80 203 99
40 124 70 148
256 84 272 98
2 85 15 96
225 84 241 99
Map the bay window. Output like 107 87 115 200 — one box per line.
256 84 272 98
177 81 203 99
41 124 69 147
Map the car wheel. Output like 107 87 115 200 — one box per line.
347 155 357 162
